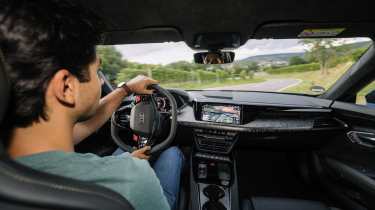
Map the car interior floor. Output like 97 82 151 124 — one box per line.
236 149 332 205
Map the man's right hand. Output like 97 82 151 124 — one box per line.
126 75 158 95
131 146 151 160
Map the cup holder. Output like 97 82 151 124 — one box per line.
202 200 226 210
203 185 225 200
202 185 226 210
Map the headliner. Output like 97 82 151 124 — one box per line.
74 0 374 49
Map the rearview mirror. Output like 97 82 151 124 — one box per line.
194 51 235 64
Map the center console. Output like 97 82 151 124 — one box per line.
190 128 240 210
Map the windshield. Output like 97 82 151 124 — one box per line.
99 38 372 95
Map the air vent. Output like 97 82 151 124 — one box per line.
313 118 342 129
198 142 229 153
194 129 238 154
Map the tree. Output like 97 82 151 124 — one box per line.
216 70 230 82
97 46 127 82
247 71 254 79
300 39 337 75
166 61 201 71
247 62 260 72
289 56 306 65
232 65 243 74
240 70 247 79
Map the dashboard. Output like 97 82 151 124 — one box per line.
119 89 348 154
167 89 346 153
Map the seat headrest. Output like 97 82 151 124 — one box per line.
0 49 9 124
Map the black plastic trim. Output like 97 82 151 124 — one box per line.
324 157 375 196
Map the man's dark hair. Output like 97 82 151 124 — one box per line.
0 0 104 130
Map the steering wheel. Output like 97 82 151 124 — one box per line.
111 84 178 155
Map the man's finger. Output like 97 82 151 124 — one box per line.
143 89 154 95
137 153 150 160
141 155 150 160
139 146 151 152
148 78 159 84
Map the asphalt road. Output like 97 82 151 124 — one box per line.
204 79 302 92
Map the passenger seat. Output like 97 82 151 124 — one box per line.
242 197 333 210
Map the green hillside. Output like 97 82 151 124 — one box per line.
237 52 304 64
235 41 372 66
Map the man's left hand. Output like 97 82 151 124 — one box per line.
126 75 158 95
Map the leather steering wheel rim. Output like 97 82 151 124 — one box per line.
111 84 178 154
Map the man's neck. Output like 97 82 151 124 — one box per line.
8 115 75 158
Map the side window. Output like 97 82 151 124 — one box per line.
356 81 375 108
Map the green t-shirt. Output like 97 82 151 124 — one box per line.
16 151 170 210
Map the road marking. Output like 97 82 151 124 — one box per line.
277 79 303 92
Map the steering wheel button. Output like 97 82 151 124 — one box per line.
135 96 141 103
132 134 139 142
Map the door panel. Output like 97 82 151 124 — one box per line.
314 101 375 210
347 131 375 149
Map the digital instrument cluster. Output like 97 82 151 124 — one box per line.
155 96 171 112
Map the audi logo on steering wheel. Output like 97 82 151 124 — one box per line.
138 112 145 124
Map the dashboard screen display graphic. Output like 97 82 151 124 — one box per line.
201 104 241 124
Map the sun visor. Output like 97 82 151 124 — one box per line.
102 27 183 45
252 22 375 39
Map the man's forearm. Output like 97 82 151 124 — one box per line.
73 88 128 144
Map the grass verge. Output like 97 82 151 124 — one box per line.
256 62 353 95
357 81 375 104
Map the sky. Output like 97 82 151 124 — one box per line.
115 38 371 65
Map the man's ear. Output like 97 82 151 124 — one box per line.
50 69 77 107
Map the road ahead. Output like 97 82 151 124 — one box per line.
204 79 302 92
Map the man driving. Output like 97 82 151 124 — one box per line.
0 0 183 210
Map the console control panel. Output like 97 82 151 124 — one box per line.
193 152 232 187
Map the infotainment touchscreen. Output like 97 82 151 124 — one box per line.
201 104 241 125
